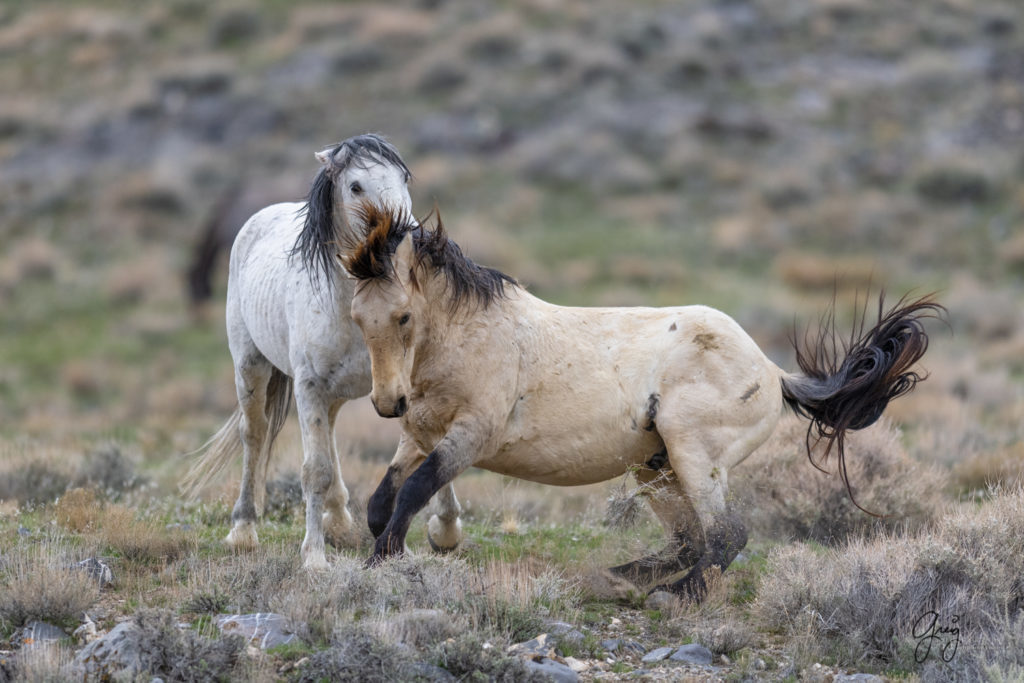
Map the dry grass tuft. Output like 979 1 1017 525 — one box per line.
8 643 76 683
54 487 102 532
755 486 1024 677
97 505 196 564
0 543 99 629
733 414 949 544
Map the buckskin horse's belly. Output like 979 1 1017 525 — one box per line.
477 423 663 487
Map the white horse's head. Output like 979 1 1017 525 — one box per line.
298 134 414 284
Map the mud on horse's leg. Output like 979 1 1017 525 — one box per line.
655 511 747 601
609 468 702 586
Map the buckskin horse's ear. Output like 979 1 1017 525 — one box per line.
394 231 418 292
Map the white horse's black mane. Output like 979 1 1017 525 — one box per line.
294 133 413 285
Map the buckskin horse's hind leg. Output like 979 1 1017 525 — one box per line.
609 468 703 586
650 428 748 601
427 483 463 553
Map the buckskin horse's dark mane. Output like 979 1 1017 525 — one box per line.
343 203 517 314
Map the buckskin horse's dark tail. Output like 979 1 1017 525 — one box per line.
780 293 945 513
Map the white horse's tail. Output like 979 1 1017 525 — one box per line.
180 368 294 498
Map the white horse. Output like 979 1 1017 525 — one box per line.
341 204 940 600
183 135 464 570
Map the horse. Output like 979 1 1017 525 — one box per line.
186 175 309 310
182 135 465 570
340 203 942 600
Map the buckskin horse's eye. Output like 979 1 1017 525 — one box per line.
350 182 363 195
398 313 410 326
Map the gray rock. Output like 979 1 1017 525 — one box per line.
645 591 679 611
74 621 144 679
544 620 576 636
215 613 300 649
12 621 67 648
669 643 713 666
524 656 578 683
641 646 675 663
600 638 620 652
509 633 553 657
835 675 884 683
73 558 114 588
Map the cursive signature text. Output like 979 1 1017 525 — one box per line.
912 610 960 664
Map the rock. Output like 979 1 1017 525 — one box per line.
554 629 586 653
73 558 114 588
645 591 679 611
524 656 578 683
835 675 884 683
641 646 675 663
600 638 620 652
74 621 144 680
544 620 576 636
755 658 766 670
73 614 101 644
215 613 300 650
509 633 554 657
669 643 713 666
563 656 588 673
12 621 67 648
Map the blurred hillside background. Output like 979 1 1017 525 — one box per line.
1 0 1022 490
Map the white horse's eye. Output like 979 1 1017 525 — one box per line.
350 182 363 195
398 313 411 326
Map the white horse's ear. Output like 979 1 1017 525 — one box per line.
394 232 417 291
315 148 334 165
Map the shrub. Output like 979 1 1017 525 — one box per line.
754 486 1024 678
287 622 418 683
131 608 246 682
432 632 548 682
733 415 949 545
0 544 98 630
73 445 140 495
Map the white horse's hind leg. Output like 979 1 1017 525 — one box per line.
294 377 340 570
427 484 463 553
322 399 356 548
227 354 273 550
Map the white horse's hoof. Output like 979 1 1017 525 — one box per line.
427 515 463 553
302 550 329 571
225 521 259 549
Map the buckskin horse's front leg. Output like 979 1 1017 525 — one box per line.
367 420 483 565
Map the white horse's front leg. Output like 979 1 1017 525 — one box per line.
295 380 343 570
322 398 356 548
427 484 463 553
